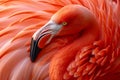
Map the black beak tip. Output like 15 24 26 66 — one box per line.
30 38 41 62
30 56 35 62
30 52 36 62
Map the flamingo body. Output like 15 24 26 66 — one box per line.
0 0 120 80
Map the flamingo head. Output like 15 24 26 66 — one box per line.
30 5 98 62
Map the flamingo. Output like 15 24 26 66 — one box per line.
0 0 120 80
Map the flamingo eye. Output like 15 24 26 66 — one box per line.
62 22 67 26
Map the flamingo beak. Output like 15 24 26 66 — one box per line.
30 20 62 62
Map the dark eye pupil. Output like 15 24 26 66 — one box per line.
62 22 67 25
